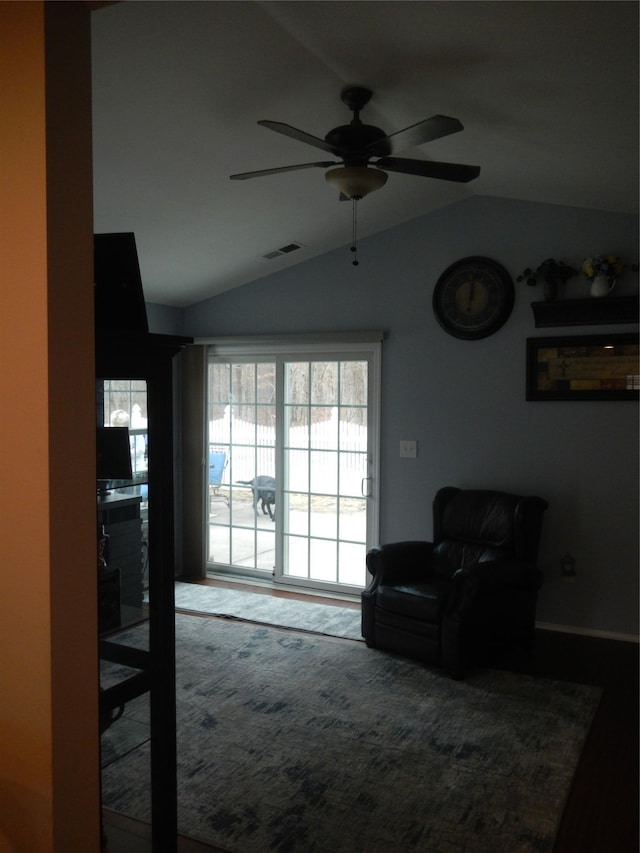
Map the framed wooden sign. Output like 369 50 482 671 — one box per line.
526 333 639 401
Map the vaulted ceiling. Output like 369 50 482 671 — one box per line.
91 1 639 307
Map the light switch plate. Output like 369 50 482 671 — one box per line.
400 440 417 458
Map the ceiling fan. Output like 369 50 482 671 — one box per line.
230 86 481 200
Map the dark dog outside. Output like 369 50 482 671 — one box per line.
237 476 276 521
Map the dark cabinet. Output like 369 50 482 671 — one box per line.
97 566 121 634
97 330 191 851
98 492 144 610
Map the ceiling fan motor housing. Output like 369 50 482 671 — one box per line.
324 124 391 164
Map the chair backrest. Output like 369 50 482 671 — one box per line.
432 487 548 573
209 451 227 486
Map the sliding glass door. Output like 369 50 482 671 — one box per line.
206 340 380 594
281 359 369 587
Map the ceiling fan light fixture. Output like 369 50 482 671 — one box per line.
324 166 387 199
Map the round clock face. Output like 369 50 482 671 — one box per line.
432 257 515 340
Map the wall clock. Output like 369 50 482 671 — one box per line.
432 256 515 340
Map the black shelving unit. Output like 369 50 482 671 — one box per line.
97 330 191 852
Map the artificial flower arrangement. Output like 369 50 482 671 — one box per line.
581 254 638 281
516 258 578 287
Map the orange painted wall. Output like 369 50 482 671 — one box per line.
0 2 99 850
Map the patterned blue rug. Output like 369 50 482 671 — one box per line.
101 613 601 852
173 580 362 641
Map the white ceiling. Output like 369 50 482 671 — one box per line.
91 1 639 308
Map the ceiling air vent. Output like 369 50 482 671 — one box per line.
262 241 304 260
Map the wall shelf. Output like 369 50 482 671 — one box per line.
531 295 639 327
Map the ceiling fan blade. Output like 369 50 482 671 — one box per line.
230 161 338 180
366 115 464 154
376 156 480 183
258 120 338 155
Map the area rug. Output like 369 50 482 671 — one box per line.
173 580 363 641
101 614 601 852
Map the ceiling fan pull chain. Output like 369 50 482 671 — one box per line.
351 199 359 266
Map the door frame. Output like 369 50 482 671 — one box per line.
182 332 383 594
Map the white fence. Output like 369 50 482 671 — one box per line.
209 406 367 495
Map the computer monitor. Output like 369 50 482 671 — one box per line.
96 427 133 492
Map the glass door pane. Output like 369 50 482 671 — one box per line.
281 359 368 589
98 379 148 632
207 360 276 574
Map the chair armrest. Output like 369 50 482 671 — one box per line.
446 558 539 606
462 558 543 591
365 541 435 593
444 560 542 621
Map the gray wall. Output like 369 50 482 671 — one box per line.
146 302 184 335
174 195 638 639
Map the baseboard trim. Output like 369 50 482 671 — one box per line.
537 621 639 644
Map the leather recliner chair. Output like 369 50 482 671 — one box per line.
361 487 548 678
